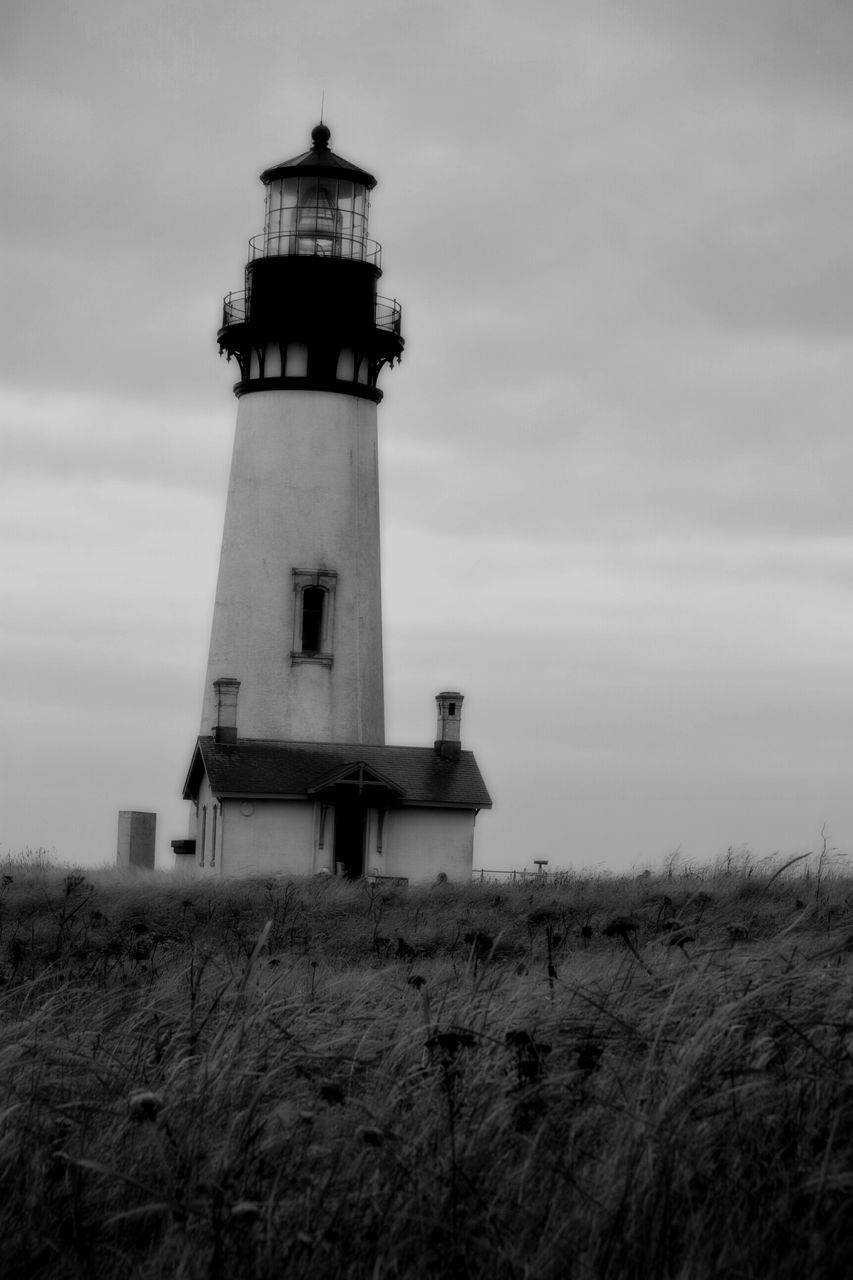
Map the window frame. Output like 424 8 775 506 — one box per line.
291 569 337 666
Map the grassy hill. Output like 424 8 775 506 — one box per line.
2 853 852 1278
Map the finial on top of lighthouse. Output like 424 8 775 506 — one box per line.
311 122 331 152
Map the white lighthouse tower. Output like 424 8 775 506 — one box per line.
174 124 490 881
202 122 401 745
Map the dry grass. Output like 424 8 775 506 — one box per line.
2 852 853 1278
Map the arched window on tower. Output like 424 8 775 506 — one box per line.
291 569 337 666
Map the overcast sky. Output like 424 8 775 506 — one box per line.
4 0 853 874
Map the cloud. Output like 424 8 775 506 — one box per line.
0 386 232 490
622 0 853 103
4 0 853 871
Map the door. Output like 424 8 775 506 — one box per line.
334 801 366 878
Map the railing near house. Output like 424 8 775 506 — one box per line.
472 868 571 886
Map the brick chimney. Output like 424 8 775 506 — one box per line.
434 691 463 760
213 677 241 745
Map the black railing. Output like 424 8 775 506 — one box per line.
376 295 402 336
222 291 247 326
248 231 382 267
220 290 401 336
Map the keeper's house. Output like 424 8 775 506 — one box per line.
177 692 490 881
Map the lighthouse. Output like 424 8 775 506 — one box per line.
202 122 400 745
173 124 491 881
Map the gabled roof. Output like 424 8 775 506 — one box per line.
305 759 405 798
183 738 492 811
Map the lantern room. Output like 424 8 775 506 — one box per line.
259 123 376 263
217 122 402 400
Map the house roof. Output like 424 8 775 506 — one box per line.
183 738 492 811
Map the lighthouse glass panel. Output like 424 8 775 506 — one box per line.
296 180 341 256
263 177 370 260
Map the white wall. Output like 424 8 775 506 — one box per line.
201 388 385 745
218 798 318 876
382 808 477 883
178 791 477 883
178 773 218 875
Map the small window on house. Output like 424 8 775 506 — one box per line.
301 587 324 653
448 702 456 716
210 804 218 868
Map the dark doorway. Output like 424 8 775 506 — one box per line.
311 765 403 880
334 802 366 879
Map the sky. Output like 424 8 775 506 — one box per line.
3 0 853 874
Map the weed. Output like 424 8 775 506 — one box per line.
1 861 852 1277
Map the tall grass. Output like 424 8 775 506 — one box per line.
1 855 852 1277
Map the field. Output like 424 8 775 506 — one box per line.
2 851 853 1279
